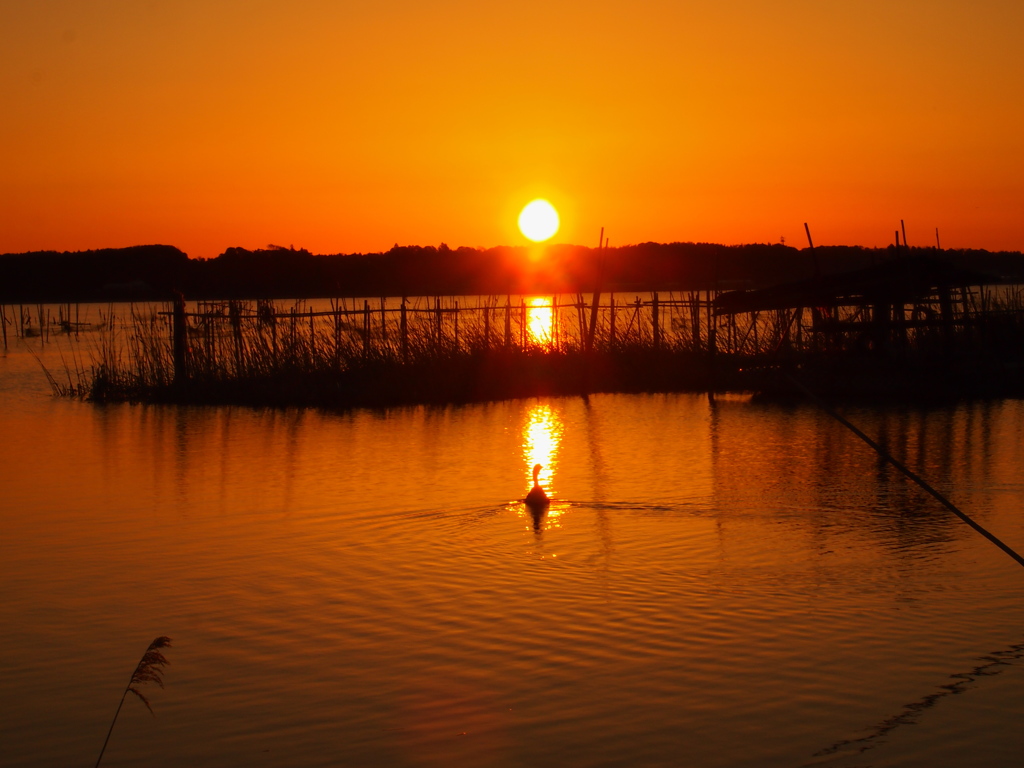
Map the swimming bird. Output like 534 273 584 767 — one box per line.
525 463 549 508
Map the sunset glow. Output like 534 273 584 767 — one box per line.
2 2 1023 256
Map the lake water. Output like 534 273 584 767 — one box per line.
3 327 1024 767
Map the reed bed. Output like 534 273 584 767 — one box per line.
41 286 1024 406
54 295 718 407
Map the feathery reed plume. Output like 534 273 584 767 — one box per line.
95 636 172 768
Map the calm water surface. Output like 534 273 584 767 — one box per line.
3 336 1024 767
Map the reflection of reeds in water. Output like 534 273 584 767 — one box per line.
94 636 172 768
810 637 1024 762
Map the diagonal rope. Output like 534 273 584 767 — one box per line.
785 373 1024 570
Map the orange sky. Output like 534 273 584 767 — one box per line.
2 0 1022 258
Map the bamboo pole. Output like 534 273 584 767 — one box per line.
585 227 604 353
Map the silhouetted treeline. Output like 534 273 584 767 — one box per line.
3 241 1024 303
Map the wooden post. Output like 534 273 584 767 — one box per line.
483 298 491 349
707 310 717 394
961 285 971 347
652 291 660 350
400 297 408 362
435 297 443 351
454 299 460 350
271 305 278 360
520 298 526 348
363 300 370 358
229 301 243 370
0 305 7 350
609 296 617 347
504 296 511 347
380 298 387 345
289 306 296 356
804 222 819 278
688 292 698 352
901 219 908 249
551 296 557 350
332 299 341 365
307 307 314 365
705 291 713 354
172 292 187 384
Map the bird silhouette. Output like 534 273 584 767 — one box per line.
525 463 549 508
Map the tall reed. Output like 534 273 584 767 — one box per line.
95 636 172 768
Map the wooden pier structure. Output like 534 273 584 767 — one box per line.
8 256 1024 402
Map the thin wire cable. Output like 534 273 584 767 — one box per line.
785 373 1024 570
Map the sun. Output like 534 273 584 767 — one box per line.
518 199 560 242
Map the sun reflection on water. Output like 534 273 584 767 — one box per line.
521 403 565 528
523 403 561 489
526 297 553 347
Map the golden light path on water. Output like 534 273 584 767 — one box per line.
522 403 564 525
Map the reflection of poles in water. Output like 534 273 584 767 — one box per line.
581 395 615 567
787 373 1024 570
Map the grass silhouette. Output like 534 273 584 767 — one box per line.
95 636 172 768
